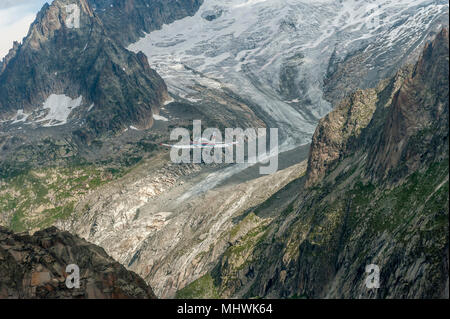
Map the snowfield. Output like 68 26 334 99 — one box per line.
38 94 83 127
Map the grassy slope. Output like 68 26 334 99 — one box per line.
0 164 130 232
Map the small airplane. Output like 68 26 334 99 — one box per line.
160 133 239 149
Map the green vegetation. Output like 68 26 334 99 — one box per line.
348 160 449 238
175 274 220 299
0 163 127 232
175 212 271 299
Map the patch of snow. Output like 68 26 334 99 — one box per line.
38 94 83 127
11 109 29 124
130 126 140 130
153 114 169 122
164 97 175 105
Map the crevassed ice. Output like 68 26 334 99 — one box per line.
129 0 447 196
129 0 448 147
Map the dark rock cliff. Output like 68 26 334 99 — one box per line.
0 0 168 135
0 0 203 136
307 28 449 186
90 0 203 46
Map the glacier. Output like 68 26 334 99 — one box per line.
128 0 449 197
129 0 449 147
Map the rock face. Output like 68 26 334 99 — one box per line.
0 0 204 137
90 0 204 46
177 29 449 299
367 28 449 180
306 87 381 186
0 226 156 299
308 28 449 186
0 0 169 136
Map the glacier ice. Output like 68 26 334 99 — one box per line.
129 0 448 146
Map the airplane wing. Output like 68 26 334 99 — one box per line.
160 143 196 149
159 141 239 149
210 142 239 148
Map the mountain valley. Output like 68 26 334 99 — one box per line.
0 0 448 299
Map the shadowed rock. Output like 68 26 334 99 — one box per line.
0 226 156 299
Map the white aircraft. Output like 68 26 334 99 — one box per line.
160 133 239 149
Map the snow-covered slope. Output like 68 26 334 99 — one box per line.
129 0 448 146
38 94 83 127
4 94 83 127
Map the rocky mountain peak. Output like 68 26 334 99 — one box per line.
0 0 170 136
24 0 94 51
306 28 449 186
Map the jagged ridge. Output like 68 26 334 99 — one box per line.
0 0 204 136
